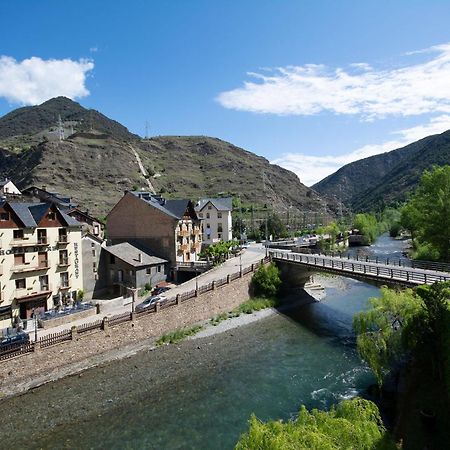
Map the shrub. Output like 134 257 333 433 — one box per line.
252 263 281 298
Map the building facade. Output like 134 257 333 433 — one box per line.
0 202 83 330
195 197 233 245
0 180 21 196
107 192 202 277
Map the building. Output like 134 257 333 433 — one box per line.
0 179 21 196
81 232 107 300
103 242 167 297
195 197 233 245
67 208 104 239
107 191 202 278
0 201 83 330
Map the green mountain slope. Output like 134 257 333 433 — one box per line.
0 98 336 218
313 130 450 212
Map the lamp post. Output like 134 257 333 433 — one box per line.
239 252 242 275
195 266 199 293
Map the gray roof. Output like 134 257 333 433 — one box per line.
7 202 80 227
131 192 193 220
195 197 233 212
104 242 167 268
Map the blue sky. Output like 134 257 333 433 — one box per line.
1 0 450 185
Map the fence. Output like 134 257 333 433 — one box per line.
0 256 271 363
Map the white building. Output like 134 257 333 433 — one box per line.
0 179 21 196
195 198 233 245
0 201 83 330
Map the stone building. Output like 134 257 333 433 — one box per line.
107 192 202 279
0 201 83 330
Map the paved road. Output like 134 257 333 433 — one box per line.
35 244 266 339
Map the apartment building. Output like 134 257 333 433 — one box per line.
195 197 233 245
107 191 202 277
0 201 83 329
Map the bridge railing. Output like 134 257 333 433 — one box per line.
270 251 450 285
300 251 450 274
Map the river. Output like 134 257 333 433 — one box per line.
0 235 404 450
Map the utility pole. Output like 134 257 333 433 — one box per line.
58 115 64 141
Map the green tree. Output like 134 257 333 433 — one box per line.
235 397 396 450
251 263 281 297
401 165 450 261
353 213 382 244
260 213 287 239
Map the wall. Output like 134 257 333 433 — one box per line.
82 237 107 299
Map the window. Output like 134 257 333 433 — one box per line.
92 249 96 257
208 205 212 210
37 229 47 244
217 223 223 233
40 275 49 290
94 225 100 235
60 272 69 288
0 212 9 221
59 250 68 265
13 229 24 240
206 213 210 219
198 213 203 218
15 279 26 289
158 265 162 273
91 243 95 248
14 253 25 266
146 268 152 275
48 212 56 221
110 254 116 264
93 262 97 272
58 228 68 242
217 212 222 218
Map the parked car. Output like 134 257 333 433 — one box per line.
152 286 171 296
0 332 30 350
135 295 166 312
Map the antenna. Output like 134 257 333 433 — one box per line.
58 115 65 141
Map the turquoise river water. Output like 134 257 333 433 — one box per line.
0 235 407 450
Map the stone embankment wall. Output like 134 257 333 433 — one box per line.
0 271 254 398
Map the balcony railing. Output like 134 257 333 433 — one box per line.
178 230 189 237
58 281 70 290
37 237 48 245
14 284 52 300
193 229 201 235
10 261 49 273
10 237 35 247
179 244 189 251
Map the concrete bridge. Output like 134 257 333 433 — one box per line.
270 250 450 288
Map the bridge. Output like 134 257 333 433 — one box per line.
270 250 450 287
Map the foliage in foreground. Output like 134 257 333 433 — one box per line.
156 325 203 345
235 397 397 450
353 282 450 386
210 297 278 326
251 263 282 297
401 165 450 261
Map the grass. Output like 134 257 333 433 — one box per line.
210 296 278 326
156 325 204 346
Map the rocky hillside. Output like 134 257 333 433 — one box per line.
313 130 450 212
0 97 336 218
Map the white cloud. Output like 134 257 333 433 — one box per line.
0 56 94 105
272 115 450 186
217 43 450 120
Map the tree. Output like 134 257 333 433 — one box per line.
251 263 281 297
260 213 287 239
353 213 382 244
236 398 396 450
401 165 450 261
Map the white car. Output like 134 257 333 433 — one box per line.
136 295 166 312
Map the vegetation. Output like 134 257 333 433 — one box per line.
316 221 346 251
156 325 204 345
401 165 450 261
259 212 288 239
352 213 386 244
210 297 278 326
235 397 396 450
200 239 239 265
251 263 282 298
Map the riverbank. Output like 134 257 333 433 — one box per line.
0 271 318 399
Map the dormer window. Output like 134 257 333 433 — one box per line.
48 212 56 221
0 212 9 221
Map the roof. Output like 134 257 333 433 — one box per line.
130 191 193 220
196 197 233 212
21 186 77 208
7 202 81 227
104 242 167 268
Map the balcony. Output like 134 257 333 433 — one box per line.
179 244 189 251
178 230 189 237
58 257 70 267
10 237 35 247
14 284 52 301
10 261 49 273
57 235 69 244
193 228 201 235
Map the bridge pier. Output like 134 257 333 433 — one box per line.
275 260 311 290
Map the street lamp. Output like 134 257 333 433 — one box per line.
195 266 199 292
239 252 242 275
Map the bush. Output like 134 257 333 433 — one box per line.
252 263 281 297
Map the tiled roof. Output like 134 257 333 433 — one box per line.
131 192 192 219
7 202 81 227
196 197 233 212
104 242 167 268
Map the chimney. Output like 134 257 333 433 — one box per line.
138 253 142 263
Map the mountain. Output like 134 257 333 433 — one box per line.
0 97 337 219
313 130 450 212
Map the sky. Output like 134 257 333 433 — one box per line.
1 0 450 186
